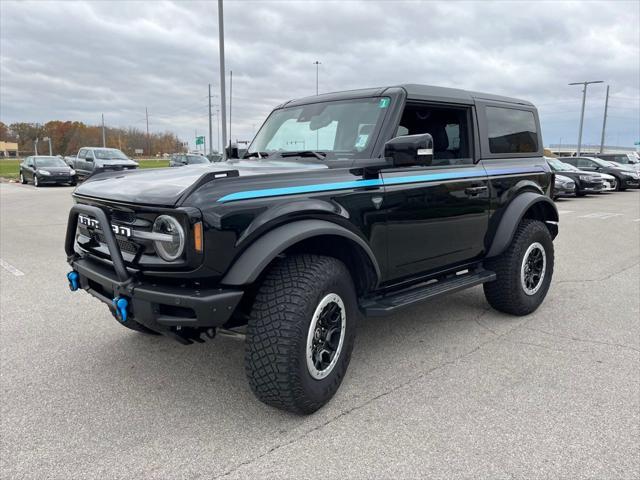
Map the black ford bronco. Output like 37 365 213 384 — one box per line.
65 84 558 414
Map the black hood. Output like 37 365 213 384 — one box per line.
73 160 327 206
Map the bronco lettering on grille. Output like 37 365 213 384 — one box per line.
78 214 132 238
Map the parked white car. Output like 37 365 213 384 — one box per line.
596 172 617 191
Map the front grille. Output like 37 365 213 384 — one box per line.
95 232 140 255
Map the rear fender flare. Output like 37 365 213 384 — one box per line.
221 219 381 286
486 192 558 258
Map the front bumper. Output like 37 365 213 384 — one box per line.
620 177 640 188
580 182 604 192
65 204 243 342
38 174 75 184
554 184 576 197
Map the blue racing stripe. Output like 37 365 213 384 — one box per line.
217 166 545 203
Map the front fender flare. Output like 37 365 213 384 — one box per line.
221 219 381 286
486 192 558 258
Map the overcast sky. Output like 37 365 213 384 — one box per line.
1 0 639 151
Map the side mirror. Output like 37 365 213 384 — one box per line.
384 133 434 167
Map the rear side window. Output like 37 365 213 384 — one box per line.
486 107 538 154
78 149 86 158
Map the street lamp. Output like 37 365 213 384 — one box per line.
569 80 604 156
313 61 321 95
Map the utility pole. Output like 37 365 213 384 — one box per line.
599 84 610 154
569 80 603 157
42 137 52 155
217 0 228 159
34 138 38 155
216 109 220 153
314 61 321 95
101 113 106 147
208 84 213 156
229 69 232 151
145 107 151 157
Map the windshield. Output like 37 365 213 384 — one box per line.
186 155 209 164
247 97 390 159
600 154 637 164
34 156 67 167
547 158 578 171
94 148 129 160
588 157 613 168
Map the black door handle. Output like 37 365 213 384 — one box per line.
465 186 488 196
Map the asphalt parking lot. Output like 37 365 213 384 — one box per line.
1 182 639 479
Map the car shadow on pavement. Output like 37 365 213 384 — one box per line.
83 287 507 420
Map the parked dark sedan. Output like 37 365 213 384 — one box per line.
562 156 640 191
553 174 576 199
169 153 210 167
592 152 640 174
20 156 77 187
545 157 603 196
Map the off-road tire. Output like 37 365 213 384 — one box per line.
245 254 358 414
483 219 554 316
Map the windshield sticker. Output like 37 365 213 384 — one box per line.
355 134 369 149
379 97 390 108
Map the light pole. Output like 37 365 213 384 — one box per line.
208 84 213 156
218 0 228 159
101 113 106 147
599 84 610 154
569 80 603 156
313 61 321 95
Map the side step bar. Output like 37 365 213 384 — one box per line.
361 269 496 317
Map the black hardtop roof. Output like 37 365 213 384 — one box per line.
281 84 534 108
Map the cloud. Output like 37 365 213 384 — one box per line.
1 0 638 150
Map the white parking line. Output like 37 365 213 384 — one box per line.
0 258 25 276
633 219 640 222
557 210 574 215
578 212 624 219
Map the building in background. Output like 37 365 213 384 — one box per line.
0 141 18 157
547 144 640 157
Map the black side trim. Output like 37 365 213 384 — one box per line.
221 220 381 286
361 268 495 316
486 192 558 258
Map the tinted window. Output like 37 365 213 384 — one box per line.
486 107 538 154
396 104 472 166
576 158 594 168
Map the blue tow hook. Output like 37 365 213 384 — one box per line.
112 297 129 323
67 271 79 291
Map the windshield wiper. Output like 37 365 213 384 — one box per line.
243 151 270 159
279 150 327 160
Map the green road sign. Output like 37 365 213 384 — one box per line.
196 136 205 146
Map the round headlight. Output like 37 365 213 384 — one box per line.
152 215 185 261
